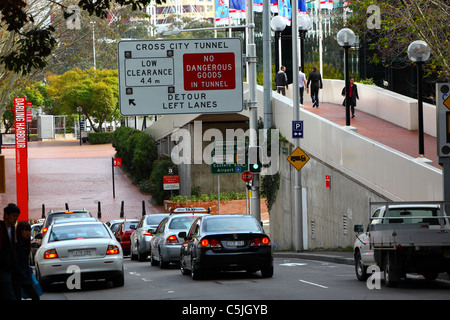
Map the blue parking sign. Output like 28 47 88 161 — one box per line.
292 121 303 138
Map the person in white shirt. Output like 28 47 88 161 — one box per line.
298 66 307 105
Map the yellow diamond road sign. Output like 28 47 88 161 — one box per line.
287 147 310 171
444 96 450 110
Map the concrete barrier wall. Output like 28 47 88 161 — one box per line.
259 83 442 202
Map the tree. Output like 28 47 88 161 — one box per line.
347 0 450 81
47 68 120 132
0 0 162 74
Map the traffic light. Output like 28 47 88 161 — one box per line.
248 146 262 173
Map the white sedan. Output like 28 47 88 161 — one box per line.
35 218 124 290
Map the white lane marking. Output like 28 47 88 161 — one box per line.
299 279 328 289
279 263 307 266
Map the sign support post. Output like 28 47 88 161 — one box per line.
14 97 28 221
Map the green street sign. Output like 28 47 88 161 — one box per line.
211 140 247 174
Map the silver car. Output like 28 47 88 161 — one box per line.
34 218 124 290
130 214 169 261
150 211 209 268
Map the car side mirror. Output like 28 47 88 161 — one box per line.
354 225 364 233
147 228 156 234
35 233 43 240
178 232 187 239
130 225 136 230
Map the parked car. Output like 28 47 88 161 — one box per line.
34 218 124 290
114 219 139 256
179 215 274 280
30 222 43 266
40 209 93 238
150 210 210 268
106 219 125 234
130 214 169 261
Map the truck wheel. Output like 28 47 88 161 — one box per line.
383 255 399 287
355 251 368 281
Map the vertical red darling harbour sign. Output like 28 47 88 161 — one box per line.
14 97 28 221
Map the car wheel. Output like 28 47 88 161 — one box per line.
260 266 274 278
159 249 169 269
150 251 159 266
130 243 138 261
191 260 202 280
180 260 190 275
384 255 399 287
138 250 147 262
355 251 368 281
36 264 50 291
112 269 125 287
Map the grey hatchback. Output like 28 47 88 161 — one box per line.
130 214 169 261
150 210 209 268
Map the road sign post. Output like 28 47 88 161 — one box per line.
118 38 243 116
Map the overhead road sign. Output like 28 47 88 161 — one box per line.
118 38 243 116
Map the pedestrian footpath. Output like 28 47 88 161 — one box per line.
303 101 439 169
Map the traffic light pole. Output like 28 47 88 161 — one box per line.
246 0 261 223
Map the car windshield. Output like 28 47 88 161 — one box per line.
49 224 110 242
47 212 91 226
168 216 199 230
383 207 445 225
146 215 166 226
204 217 261 232
123 221 138 230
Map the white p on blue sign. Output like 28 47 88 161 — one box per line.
292 121 303 138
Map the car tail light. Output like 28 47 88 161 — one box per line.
144 231 153 236
166 235 179 244
42 227 48 235
250 236 271 247
44 249 58 259
199 238 221 248
106 245 120 255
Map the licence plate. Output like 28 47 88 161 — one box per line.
72 249 92 256
227 241 244 247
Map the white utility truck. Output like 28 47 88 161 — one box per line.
353 201 450 287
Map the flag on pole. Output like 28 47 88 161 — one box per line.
215 0 230 25
230 0 246 18
278 0 291 25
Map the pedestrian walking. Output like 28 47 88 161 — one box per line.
0 203 20 300
307 66 323 108
14 221 40 300
341 78 359 118
275 65 289 96
298 66 307 105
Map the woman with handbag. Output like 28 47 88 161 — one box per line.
15 222 41 300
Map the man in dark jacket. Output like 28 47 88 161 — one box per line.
0 203 20 300
307 66 323 108
275 65 289 96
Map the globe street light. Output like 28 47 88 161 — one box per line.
408 40 430 157
298 13 312 71
271 15 287 72
337 28 356 126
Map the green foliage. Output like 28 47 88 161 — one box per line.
88 132 114 144
149 157 178 205
112 126 157 184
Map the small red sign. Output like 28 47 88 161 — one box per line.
325 175 331 189
113 158 122 167
241 171 253 183
183 52 236 91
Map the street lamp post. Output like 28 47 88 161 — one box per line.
270 15 286 73
408 40 430 157
337 28 356 126
298 13 312 71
